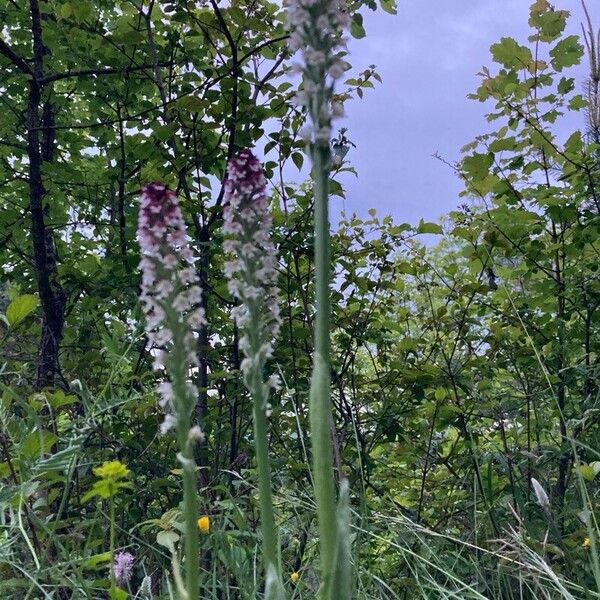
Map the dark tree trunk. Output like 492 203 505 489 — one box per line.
195 225 210 488
28 0 66 390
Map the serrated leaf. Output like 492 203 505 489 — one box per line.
463 152 494 181
22 430 57 460
557 76 574 94
568 95 586 110
48 389 77 409
529 4 567 42
550 35 583 71
490 37 532 69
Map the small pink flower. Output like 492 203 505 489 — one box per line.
113 551 134 585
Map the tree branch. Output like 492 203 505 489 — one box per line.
39 61 175 85
0 38 34 76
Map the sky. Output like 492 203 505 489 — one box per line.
338 0 597 225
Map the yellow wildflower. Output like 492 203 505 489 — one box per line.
93 460 130 481
197 515 210 534
290 571 300 584
584 537 591 548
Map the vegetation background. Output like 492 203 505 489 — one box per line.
0 0 599 598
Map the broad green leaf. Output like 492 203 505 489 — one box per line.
21 430 58 460
463 152 494 181
350 13 366 39
48 389 78 409
550 35 583 71
157 530 180 550
434 387 447 401
6 294 38 327
490 37 532 68
416 220 443 235
59 3 73 19
529 3 567 42
557 76 574 94
568 95 587 110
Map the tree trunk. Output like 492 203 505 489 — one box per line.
28 0 66 390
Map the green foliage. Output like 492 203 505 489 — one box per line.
0 0 599 598
5 295 38 328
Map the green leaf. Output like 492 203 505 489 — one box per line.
174 95 205 112
416 220 443 235
21 430 58 460
48 389 77 409
578 464 597 481
550 35 583 71
490 37 532 69
6 294 38 327
350 13 366 39
434 387 447 401
463 152 494 181
529 3 567 42
291 152 303 170
557 76 574 94
72 1 92 22
34 442 82 473
59 3 72 19
157 529 180 550
380 0 397 15
568 95 587 111
83 551 111 570
109 587 128 600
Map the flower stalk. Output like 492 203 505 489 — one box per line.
137 182 205 600
287 0 351 597
223 149 284 596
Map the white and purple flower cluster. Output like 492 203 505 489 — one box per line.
113 551 134 586
223 150 281 396
137 182 205 435
287 0 349 145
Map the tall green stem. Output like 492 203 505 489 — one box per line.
182 453 199 600
172 321 199 600
310 143 338 598
109 496 116 590
251 365 279 572
247 302 280 586
174 377 199 600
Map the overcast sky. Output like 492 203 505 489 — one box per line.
338 0 597 225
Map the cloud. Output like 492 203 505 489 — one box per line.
339 0 596 225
